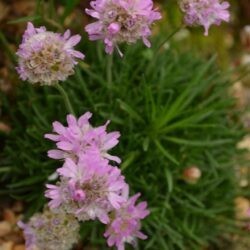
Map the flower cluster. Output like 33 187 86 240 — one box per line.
179 0 230 35
105 188 150 250
43 112 149 250
16 22 84 85
16 0 231 84
85 0 161 56
45 155 126 223
18 209 79 250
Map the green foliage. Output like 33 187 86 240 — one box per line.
0 38 244 249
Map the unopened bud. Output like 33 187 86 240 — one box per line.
73 189 86 201
108 23 121 35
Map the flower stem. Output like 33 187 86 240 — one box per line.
55 83 75 115
107 55 113 87
146 25 185 74
155 25 185 54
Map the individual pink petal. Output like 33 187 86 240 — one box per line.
47 149 64 159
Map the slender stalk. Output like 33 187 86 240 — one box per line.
107 54 113 87
55 83 75 115
155 25 185 54
146 25 185 74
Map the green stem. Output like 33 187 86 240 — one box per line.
55 83 75 115
146 25 185 73
107 55 113 87
155 25 185 54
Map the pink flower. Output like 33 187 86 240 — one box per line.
45 112 121 163
16 22 84 85
45 152 127 224
85 0 161 56
180 0 230 36
104 187 150 250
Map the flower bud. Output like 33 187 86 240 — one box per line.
108 23 121 35
73 189 86 201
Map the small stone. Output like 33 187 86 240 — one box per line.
241 25 250 51
13 245 26 250
3 209 16 225
0 241 14 250
237 135 250 150
4 232 24 245
0 221 12 237
230 81 247 108
182 166 202 184
235 197 250 219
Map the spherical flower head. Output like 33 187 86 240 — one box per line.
16 22 85 85
45 112 121 163
180 0 230 36
45 152 127 224
85 0 161 56
18 209 79 250
104 189 150 250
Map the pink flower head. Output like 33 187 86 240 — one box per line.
18 210 79 250
16 22 85 85
104 188 150 250
180 0 230 36
45 152 127 224
85 0 161 56
45 112 121 163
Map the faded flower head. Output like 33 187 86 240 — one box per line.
180 0 230 36
45 152 126 224
16 22 84 85
45 112 121 163
104 188 150 250
18 209 79 250
85 0 161 56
